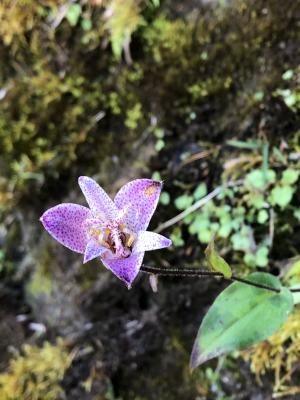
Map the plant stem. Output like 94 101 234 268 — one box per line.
140 265 281 293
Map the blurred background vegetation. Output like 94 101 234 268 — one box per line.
0 0 300 398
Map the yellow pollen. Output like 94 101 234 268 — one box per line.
126 234 135 247
89 228 101 237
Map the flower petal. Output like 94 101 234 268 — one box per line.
101 252 145 288
84 240 108 263
114 179 162 231
133 231 172 254
40 203 91 253
78 176 117 220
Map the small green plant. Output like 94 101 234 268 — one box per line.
275 67 300 111
173 139 300 269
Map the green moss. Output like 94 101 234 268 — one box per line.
0 339 72 400
243 309 300 397
27 262 53 298
26 238 63 297
125 102 143 129
1 0 298 215
0 1 147 214
140 1 300 128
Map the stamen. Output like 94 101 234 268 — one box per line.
126 234 135 248
100 240 111 249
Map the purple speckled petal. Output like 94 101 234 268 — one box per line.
114 179 162 232
40 203 91 253
84 240 107 263
78 176 117 220
133 231 172 254
101 252 145 288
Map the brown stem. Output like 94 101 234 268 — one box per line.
140 265 281 293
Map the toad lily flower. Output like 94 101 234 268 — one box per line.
40 177 172 288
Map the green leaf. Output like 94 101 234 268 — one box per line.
189 214 210 234
193 183 207 200
254 91 264 102
197 229 212 243
294 209 300 222
257 209 268 224
269 185 295 208
190 273 293 369
66 4 82 27
155 139 165 151
278 89 297 108
152 171 161 181
159 191 170 205
218 222 232 238
244 253 256 268
231 225 253 252
153 128 164 138
150 0 160 7
247 193 265 209
170 227 184 247
272 146 287 164
255 246 269 267
282 69 294 80
226 140 261 150
245 169 275 190
205 238 232 278
81 18 92 31
174 194 194 210
281 169 299 185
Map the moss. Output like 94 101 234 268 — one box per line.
1 0 298 213
0 339 72 400
27 258 53 298
0 0 147 214
0 0 63 48
105 0 144 59
140 1 300 128
242 308 300 397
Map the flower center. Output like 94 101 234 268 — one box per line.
87 219 135 258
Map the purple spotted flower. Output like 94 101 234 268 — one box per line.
40 177 171 288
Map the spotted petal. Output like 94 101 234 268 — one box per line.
84 240 108 263
114 179 162 232
40 203 91 253
133 231 172 254
101 252 145 288
78 176 117 221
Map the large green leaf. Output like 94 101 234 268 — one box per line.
190 273 293 369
